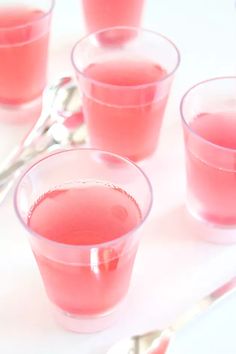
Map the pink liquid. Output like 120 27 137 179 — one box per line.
186 111 236 225
82 58 168 161
0 6 50 105
82 0 144 33
28 182 141 316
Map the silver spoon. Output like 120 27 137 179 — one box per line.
0 76 85 202
107 275 236 354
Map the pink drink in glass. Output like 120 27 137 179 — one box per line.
181 77 236 228
0 1 53 122
83 58 168 161
186 111 236 225
15 149 152 332
0 7 48 105
28 183 141 315
72 27 180 161
82 0 144 33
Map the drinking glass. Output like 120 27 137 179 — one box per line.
181 77 236 230
0 0 54 123
81 0 145 33
14 148 152 332
72 27 180 162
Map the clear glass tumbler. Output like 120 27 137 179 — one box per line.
14 148 152 332
0 0 54 123
72 27 180 162
181 77 236 230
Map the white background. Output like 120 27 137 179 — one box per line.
1 0 236 353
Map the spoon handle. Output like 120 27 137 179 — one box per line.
0 77 72 203
170 276 236 334
152 275 236 353
0 134 55 203
146 276 236 353
0 114 52 203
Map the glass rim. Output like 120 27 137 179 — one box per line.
180 76 236 153
0 0 55 32
14 147 153 250
71 26 181 90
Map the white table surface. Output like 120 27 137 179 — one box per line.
1 0 236 353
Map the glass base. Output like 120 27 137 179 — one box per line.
0 96 42 124
52 301 125 333
186 202 236 244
